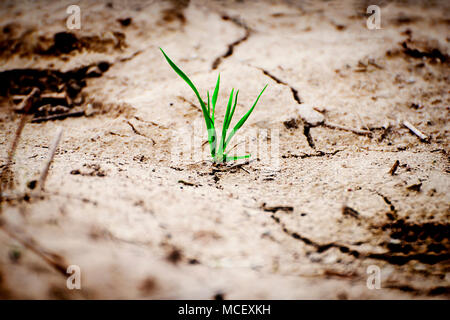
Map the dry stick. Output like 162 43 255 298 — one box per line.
4 88 38 168
38 127 63 192
12 87 40 112
31 110 85 123
212 160 254 173
324 121 372 136
0 88 38 207
224 140 246 154
118 50 142 63
201 140 209 148
238 165 250 174
0 220 68 276
389 160 400 176
403 120 429 141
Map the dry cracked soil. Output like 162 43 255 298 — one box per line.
0 0 449 299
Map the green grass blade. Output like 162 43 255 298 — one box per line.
160 48 265 163
160 48 217 157
160 48 211 124
225 84 267 148
212 73 220 122
225 89 239 131
224 154 251 162
218 88 234 157
207 90 210 115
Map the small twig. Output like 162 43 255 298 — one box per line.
430 149 446 154
13 87 40 113
389 160 400 175
342 206 360 218
0 219 68 276
118 50 142 63
0 89 38 202
238 166 250 174
31 110 85 123
324 122 372 136
6 89 38 162
224 140 246 154
201 139 244 153
126 120 141 135
212 160 254 173
231 159 254 168
262 203 294 213
403 120 429 141
38 128 63 192
368 59 384 69
178 179 199 187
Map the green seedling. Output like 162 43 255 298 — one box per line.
160 48 267 163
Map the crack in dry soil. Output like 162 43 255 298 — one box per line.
376 192 398 220
211 15 250 70
257 67 313 147
269 213 361 258
303 124 316 149
259 68 302 105
126 120 156 145
270 206 450 267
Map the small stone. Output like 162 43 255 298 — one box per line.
27 180 37 190
87 65 102 77
283 118 298 129
407 183 422 192
51 105 70 114
323 254 337 264
118 17 132 27
308 252 322 263
85 103 95 117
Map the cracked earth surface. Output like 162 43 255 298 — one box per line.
0 0 449 299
